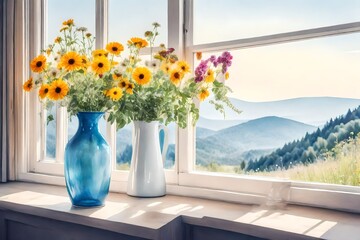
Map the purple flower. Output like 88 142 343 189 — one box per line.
216 51 233 73
167 48 175 54
222 65 228 74
195 76 204 82
194 60 209 82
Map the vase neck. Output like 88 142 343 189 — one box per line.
77 112 104 131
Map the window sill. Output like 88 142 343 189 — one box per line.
0 182 359 239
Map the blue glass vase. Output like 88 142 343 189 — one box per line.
64 112 111 207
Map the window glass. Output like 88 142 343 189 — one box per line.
47 0 95 44
108 0 168 46
196 33 360 186
194 0 360 44
45 108 56 159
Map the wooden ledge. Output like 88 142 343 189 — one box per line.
0 182 359 240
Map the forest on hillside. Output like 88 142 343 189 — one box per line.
247 107 360 172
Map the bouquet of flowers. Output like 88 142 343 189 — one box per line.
107 23 239 129
23 19 239 128
23 19 124 117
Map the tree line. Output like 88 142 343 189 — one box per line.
246 106 360 172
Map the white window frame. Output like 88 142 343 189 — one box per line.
16 0 360 213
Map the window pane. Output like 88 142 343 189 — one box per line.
47 0 95 44
116 124 132 171
196 33 360 187
108 0 167 45
46 108 56 159
194 0 360 44
164 123 176 169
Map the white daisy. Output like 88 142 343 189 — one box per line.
49 67 59 78
145 60 160 71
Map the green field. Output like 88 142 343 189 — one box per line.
197 136 360 186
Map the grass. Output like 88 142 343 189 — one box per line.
116 137 360 186
196 137 360 186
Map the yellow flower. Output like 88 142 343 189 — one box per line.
125 83 134 95
62 19 74 26
106 42 124 55
81 55 90 70
107 87 123 101
30 55 47 73
205 69 215 83
60 26 69 32
132 67 152 85
118 78 128 88
128 37 148 48
225 72 229 80
92 49 108 58
91 57 110 75
59 51 83 71
86 33 92 38
198 89 210 101
48 79 69 100
23 77 33 92
126 67 133 73
38 84 50 99
177 60 190 73
169 68 184 85
54 37 62 43
160 62 171 74
113 72 123 81
196 52 202 60
111 61 119 66
46 49 51 56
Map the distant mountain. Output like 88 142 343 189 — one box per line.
247 107 360 172
197 116 245 131
196 127 216 138
196 116 316 166
200 97 360 128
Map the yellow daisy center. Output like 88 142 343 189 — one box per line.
55 87 61 93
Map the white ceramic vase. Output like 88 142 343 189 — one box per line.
127 121 168 197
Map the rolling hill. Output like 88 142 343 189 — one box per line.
196 116 316 166
200 97 360 128
247 106 360 172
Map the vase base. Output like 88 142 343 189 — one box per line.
127 193 166 198
71 199 105 208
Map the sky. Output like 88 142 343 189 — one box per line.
47 0 360 102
